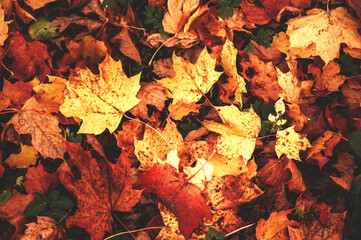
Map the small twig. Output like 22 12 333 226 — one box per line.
58 209 72 224
225 223 255 238
103 226 163 240
112 213 137 240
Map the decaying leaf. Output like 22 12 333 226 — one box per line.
8 109 66 159
60 54 141 134
17 216 66 240
57 142 142 240
284 7 361 65
0 6 11 45
275 126 311 161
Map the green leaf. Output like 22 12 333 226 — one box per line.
49 190 60 202
52 196 75 210
23 200 48 216
347 177 361 239
216 0 229 5
349 130 361 157
340 53 359 76
252 28 275 48
232 0 242 7
245 42 255 55
49 208 68 222
34 192 49 203
0 189 12 204
205 227 226 240
218 5 234 19
28 16 60 41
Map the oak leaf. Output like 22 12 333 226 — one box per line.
158 47 222 105
285 7 361 65
202 105 261 160
57 141 142 240
275 126 311 161
60 55 141 134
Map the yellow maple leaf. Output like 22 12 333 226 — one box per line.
134 120 183 171
283 7 361 65
202 105 261 160
275 126 311 161
220 39 246 105
4 144 39 168
158 47 222 105
60 55 141 134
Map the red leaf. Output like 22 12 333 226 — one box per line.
136 163 211 239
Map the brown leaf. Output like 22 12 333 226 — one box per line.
111 28 141 63
285 103 309 132
8 109 66 159
240 54 282 103
330 151 355 191
130 82 167 120
23 0 58 10
241 1 271 25
2 80 33 109
259 0 290 19
17 216 66 240
114 120 144 157
314 61 348 92
57 142 142 240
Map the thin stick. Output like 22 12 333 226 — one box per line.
224 223 255 238
103 226 163 240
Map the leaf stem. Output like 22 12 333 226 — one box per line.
103 226 163 240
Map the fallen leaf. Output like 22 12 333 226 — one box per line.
130 82 167 120
168 102 201 121
60 54 141 134
82 35 107 66
202 105 261 160
17 216 66 240
23 0 58 10
136 163 211 238
4 144 38 168
285 103 309 132
240 1 271 25
314 61 348 92
275 126 311 161
153 58 176 78
276 60 314 104
183 158 214 191
111 28 142 63
306 131 341 169
0 164 59 239
134 120 183 170
255 209 299 240
162 0 200 34
0 93 10 111
330 151 355 191
2 80 33 109
219 39 246 105
240 54 282 103
114 121 144 157
259 0 290 19
6 32 51 81
57 141 142 240
0 6 11 45
8 108 66 159
285 7 361 65
158 47 222 105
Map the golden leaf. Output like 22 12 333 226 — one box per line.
60 55 141 134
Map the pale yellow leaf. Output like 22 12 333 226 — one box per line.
183 158 214 191
59 55 141 134
285 7 361 65
275 126 311 161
